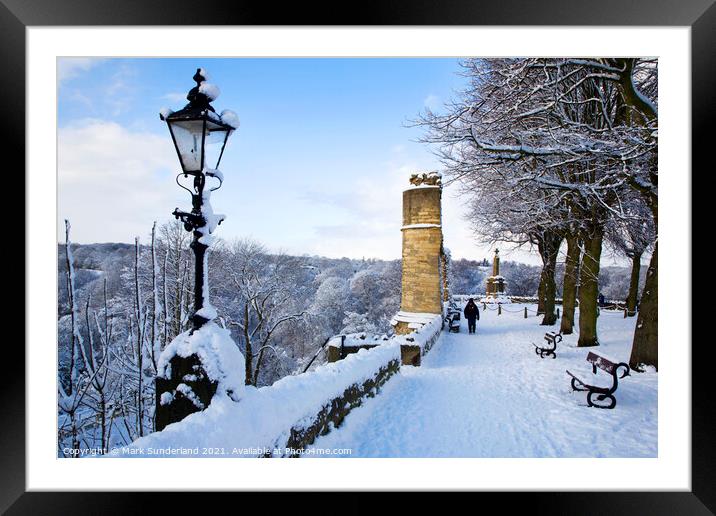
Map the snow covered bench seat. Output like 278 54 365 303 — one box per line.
566 352 631 409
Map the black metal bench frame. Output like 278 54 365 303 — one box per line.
533 331 561 359
446 312 460 333
566 352 630 409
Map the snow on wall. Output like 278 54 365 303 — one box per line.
327 332 390 349
330 313 442 352
390 310 440 326
393 314 443 350
117 311 445 457
117 339 402 457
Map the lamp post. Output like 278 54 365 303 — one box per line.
155 69 239 431
160 68 237 332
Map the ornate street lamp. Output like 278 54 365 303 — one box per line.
155 69 240 431
160 68 238 331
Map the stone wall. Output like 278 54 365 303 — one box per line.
399 318 443 366
327 342 380 362
275 313 444 454
278 358 400 457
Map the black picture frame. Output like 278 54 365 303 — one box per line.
5 0 710 512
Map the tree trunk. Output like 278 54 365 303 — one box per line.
629 242 658 370
150 222 159 370
173 244 183 338
134 237 144 437
71 410 80 457
537 232 563 326
577 228 604 347
100 391 107 453
626 252 642 317
181 257 191 332
536 277 545 315
243 303 253 386
64 220 81 393
253 347 267 387
162 249 169 348
560 235 581 334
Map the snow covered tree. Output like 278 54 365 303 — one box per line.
311 275 352 335
156 220 193 341
58 220 84 455
415 58 657 351
149 222 162 370
215 239 308 386
133 237 145 436
341 311 378 335
605 193 655 316
80 291 111 452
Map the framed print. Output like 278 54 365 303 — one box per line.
5 0 713 512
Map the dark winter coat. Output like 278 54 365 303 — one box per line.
464 301 480 321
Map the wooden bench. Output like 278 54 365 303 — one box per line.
447 304 461 320
533 331 561 359
566 352 630 409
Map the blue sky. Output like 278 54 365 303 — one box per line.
57 57 542 263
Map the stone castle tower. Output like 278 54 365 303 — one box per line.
393 172 444 335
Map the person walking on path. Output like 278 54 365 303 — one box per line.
464 298 480 334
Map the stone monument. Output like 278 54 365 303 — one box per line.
484 248 508 302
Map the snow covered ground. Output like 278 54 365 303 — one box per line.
308 304 657 458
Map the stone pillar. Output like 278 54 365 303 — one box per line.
393 172 444 335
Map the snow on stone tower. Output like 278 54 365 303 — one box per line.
392 172 444 335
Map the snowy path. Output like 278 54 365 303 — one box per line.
309 304 657 458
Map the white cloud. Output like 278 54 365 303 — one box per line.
298 163 413 259
57 58 104 84
294 160 517 262
58 119 180 243
103 65 137 116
